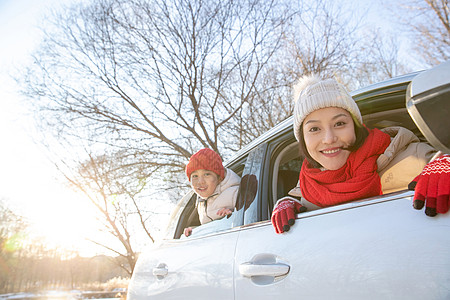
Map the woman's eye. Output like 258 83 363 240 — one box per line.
335 121 346 127
308 126 320 132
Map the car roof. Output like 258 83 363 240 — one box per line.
350 72 421 99
225 71 424 167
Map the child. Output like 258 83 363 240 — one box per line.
184 148 240 237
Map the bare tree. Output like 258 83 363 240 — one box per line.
21 0 287 167
281 0 362 80
349 29 411 90
395 0 450 67
59 149 161 274
227 0 370 145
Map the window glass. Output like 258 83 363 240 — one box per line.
180 212 239 238
167 190 196 239
279 157 302 173
240 144 266 225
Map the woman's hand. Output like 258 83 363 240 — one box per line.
271 197 306 234
409 154 450 216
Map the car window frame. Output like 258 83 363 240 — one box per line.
263 129 299 213
168 153 252 240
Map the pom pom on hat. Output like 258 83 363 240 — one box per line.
292 74 363 141
186 148 225 181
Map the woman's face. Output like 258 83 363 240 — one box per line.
302 107 356 170
190 169 221 198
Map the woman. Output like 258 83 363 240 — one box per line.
271 74 450 234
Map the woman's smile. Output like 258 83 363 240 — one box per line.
321 147 342 155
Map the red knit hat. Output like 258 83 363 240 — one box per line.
186 148 225 181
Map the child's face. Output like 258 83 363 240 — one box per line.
190 169 221 198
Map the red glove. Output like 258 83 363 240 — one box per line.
409 154 450 217
271 197 306 234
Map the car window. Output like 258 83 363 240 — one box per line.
165 190 196 239
271 141 302 202
240 144 267 225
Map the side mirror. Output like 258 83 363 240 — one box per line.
406 60 450 153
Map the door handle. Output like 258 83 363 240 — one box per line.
239 262 290 277
152 264 168 278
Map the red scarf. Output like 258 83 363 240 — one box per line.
299 128 391 208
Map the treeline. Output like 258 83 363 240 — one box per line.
1 200 130 294
0 250 130 294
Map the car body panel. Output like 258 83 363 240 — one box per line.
128 230 239 300
235 191 450 299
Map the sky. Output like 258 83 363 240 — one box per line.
0 0 113 257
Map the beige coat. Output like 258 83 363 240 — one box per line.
377 127 436 194
197 167 240 224
288 127 437 210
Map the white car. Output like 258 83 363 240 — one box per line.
127 61 450 299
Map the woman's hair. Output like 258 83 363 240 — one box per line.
298 120 369 169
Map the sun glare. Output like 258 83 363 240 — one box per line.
27 188 108 257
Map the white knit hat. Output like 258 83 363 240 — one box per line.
292 74 363 141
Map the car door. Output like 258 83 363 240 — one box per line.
234 191 450 299
128 191 241 300
128 148 267 300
